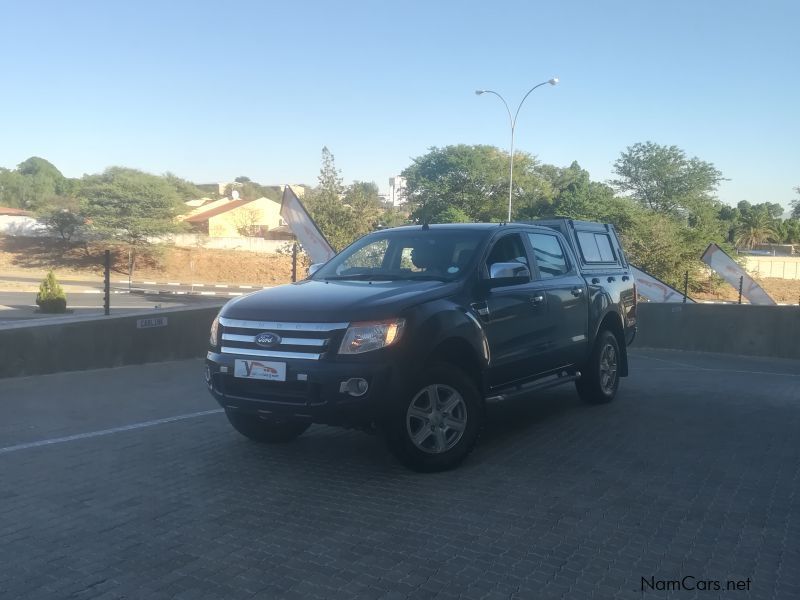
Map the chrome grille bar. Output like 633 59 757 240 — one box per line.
220 347 322 360
219 317 348 332
221 333 326 346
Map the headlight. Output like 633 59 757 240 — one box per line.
338 318 406 355
209 315 220 347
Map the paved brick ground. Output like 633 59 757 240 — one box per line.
1 350 798 599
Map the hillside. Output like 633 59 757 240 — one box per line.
0 237 299 285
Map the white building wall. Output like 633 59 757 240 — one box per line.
0 216 47 236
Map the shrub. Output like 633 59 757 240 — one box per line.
36 270 68 313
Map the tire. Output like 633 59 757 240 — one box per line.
385 363 484 472
225 409 311 443
576 329 621 404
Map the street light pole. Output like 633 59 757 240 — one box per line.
476 78 559 222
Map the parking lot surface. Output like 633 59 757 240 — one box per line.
1 350 798 599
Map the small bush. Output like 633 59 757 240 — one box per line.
36 270 68 313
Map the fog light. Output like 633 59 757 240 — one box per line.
339 378 369 397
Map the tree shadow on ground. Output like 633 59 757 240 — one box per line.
1 237 159 276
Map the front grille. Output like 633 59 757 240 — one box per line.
218 318 348 360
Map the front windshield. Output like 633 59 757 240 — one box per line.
313 229 487 281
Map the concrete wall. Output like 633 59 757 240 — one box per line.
155 233 291 253
636 302 800 360
744 256 800 280
3 302 798 379
0 306 220 378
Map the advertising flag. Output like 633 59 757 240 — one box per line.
700 243 776 305
280 187 336 265
631 266 694 303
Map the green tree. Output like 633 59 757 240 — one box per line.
37 195 85 243
436 206 472 223
611 142 725 217
343 181 384 238
36 270 68 313
0 168 25 207
304 147 354 251
774 218 800 244
734 207 778 249
318 146 344 198
0 157 76 209
80 167 184 278
379 205 411 228
164 172 207 202
402 144 542 223
532 161 618 221
614 208 713 290
16 157 71 208
791 186 800 219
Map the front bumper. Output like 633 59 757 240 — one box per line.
205 351 395 426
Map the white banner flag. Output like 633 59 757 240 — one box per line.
700 243 776 305
280 187 336 265
631 266 693 303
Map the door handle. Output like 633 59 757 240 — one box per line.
571 287 584 297
471 302 490 318
530 295 545 304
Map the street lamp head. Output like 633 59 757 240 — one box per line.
475 89 486 95
548 77 559 86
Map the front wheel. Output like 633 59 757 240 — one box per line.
225 409 311 443
576 330 621 404
385 364 484 472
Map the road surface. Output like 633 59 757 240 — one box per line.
1 349 798 599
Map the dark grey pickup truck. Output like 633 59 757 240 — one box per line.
205 219 637 471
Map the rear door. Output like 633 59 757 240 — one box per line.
525 231 589 368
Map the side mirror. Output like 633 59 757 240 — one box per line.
490 262 530 279
307 263 323 277
488 262 530 286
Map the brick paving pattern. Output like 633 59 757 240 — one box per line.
1 350 798 599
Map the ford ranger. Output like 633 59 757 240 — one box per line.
205 219 637 471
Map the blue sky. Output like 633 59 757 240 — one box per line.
1 0 798 210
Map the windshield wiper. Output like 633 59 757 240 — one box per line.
392 274 449 281
322 274 404 281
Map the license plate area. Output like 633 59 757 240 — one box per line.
234 359 286 382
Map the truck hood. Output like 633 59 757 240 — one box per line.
220 279 459 323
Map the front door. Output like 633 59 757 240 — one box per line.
477 233 553 388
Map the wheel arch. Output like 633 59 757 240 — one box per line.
426 337 486 395
595 310 628 377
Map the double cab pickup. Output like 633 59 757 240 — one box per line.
206 219 637 471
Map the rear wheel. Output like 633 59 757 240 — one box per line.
576 330 620 404
385 363 483 472
225 409 311 443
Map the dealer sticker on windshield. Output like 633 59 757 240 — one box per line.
234 359 286 382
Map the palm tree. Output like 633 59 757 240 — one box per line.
735 209 778 249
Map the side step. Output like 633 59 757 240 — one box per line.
485 371 581 404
